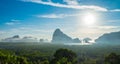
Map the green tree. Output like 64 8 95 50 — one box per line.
56 57 72 64
50 48 77 64
40 59 49 64
0 50 28 64
104 53 120 64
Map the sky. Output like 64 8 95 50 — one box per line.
0 0 120 41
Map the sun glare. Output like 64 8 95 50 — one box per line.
82 12 96 26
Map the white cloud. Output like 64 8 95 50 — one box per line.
63 0 79 5
82 26 120 30
74 25 120 39
93 26 120 30
0 31 6 34
18 27 53 33
5 19 21 25
5 22 15 25
107 19 120 22
11 19 20 22
21 0 120 12
37 14 64 18
110 9 120 12
36 14 78 18
21 0 107 11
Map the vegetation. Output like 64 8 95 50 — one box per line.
104 53 120 64
0 42 119 64
50 48 77 64
0 49 28 64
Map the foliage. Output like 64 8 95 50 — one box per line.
0 42 119 64
104 53 120 64
0 50 28 64
50 48 77 64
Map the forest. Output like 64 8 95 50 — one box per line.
0 42 120 64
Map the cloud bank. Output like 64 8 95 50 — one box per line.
36 14 78 18
21 0 108 11
110 9 120 12
21 0 120 13
5 19 21 25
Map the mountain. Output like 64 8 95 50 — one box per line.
12 35 20 38
95 31 120 44
73 38 81 43
1 35 38 42
52 29 81 43
52 29 73 43
83 37 92 43
1 35 20 42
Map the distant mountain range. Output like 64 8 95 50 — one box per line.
95 31 120 44
1 35 38 42
1 28 120 44
51 29 81 43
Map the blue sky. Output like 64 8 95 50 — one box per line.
0 0 120 41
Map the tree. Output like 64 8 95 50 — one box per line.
104 53 120 64
0 50 28 64
50 48 77 64
40 60 49 64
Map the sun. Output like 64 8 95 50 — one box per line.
82 12 96 26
